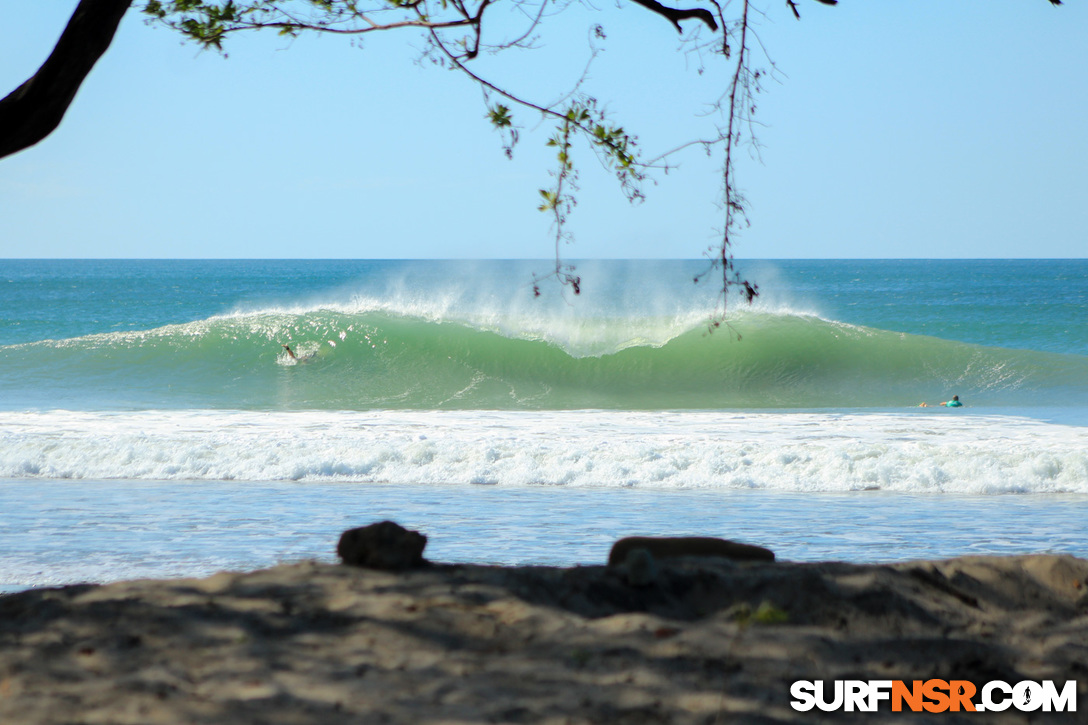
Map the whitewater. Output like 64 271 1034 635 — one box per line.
3 409 1087 494
1 259 1086 589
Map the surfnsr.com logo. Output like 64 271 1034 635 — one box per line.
790 679 1077 713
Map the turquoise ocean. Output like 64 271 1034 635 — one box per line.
2 259 1087 591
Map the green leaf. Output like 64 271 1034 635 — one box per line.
487 104 512 128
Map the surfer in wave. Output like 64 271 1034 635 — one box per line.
281 344 316 363
919 395 963 408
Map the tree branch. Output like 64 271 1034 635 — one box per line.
0 0 133 160
627 0 717 33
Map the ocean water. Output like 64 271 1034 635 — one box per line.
1 259 1086 590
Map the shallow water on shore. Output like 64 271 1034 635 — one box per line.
3 478 1087 592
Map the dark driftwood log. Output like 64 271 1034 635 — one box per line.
608 536 775 567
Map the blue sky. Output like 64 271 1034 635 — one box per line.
1 0 1085 259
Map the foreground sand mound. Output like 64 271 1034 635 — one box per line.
1 554 1086 723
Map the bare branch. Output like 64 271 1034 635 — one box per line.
626 0 717 33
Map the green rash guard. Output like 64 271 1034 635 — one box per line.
944 400 963 407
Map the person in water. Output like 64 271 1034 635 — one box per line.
919 395 962 408
282 343 319 362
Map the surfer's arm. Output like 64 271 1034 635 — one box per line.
282 344 297 360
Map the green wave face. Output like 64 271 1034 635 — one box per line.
2 307 1086 411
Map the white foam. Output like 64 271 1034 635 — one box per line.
2 409 1086 494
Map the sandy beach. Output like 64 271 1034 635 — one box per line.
2 538 1086 724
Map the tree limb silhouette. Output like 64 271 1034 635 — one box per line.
0 0 132 159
